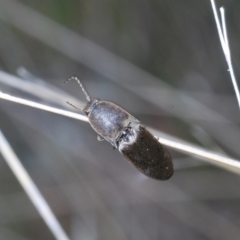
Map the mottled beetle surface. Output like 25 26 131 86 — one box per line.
66 77 173 180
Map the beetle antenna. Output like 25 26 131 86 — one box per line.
65 76 91 102
66 101 82 110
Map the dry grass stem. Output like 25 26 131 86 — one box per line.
1 91 240 174
0 91 88 122
0 0 235 125
0 131 71 240
210 0 240 109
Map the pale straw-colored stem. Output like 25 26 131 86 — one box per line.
0 130 71 240
0 91 88 122
210 0 240 109
159 137 240 174
1 91 240 174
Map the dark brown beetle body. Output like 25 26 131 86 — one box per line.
66 77 173 180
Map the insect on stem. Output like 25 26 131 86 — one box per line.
65 76 91 102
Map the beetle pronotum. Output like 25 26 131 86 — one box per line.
65 77 173 180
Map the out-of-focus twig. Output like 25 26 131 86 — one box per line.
1 91 240 174
0 131 71 240
2 0 240 157
0 69 85 108
210 0 240 109
0 0 235 124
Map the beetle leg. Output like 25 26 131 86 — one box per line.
97 135 105 141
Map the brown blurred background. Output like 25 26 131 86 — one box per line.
0 0 240 239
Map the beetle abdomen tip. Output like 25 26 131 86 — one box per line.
119 125 174 180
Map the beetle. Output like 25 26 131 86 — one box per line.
65 77 173 180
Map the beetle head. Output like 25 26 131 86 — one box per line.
83 99 99 116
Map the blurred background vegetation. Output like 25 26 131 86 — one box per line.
0 0 240 239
